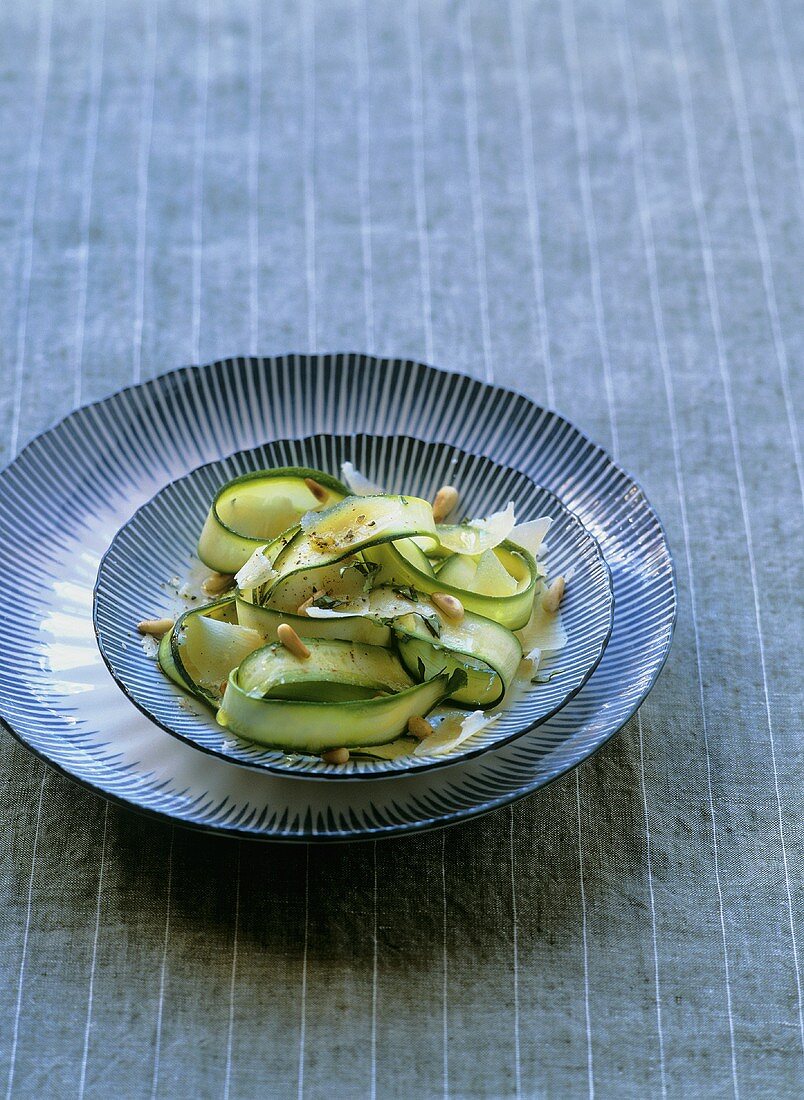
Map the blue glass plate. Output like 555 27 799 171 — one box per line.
93 435 614 777
0 355 676 840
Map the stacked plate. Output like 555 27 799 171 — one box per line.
0 356 676 841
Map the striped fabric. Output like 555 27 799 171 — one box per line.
0 1 801 1098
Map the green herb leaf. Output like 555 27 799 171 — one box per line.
446 668 469 693
422 614 442 638
392 585 419 602
531 670 561 684
311 593 343 610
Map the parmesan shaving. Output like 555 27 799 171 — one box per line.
235 547 278 591
354 738 417 760
413 709 501 756
515 591 567 653
340 461 384 496
304 599 370 619
524 646 542 669
509 516 552 559
437 501 517 555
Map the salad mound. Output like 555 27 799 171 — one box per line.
137 464 568 763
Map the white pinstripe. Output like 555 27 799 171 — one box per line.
190 0 209 365
352 18 379 1086
370 841 378 1100
355 0 375 353
223 843 241 1100
558 0 620 459
297 846 310 1100
559 2 619 1088
8 0 53 459
637 717 667 1098
575 774 594 1099
72 0 105 408
615 5 739 1090
5 771 47 1100
3 67 54 1100
509 808 522 1100
508 0 556 408
665 0 804 1063
76 30 107 1086
458 32 524 1090
132 0 157 383
761 0 804 209
150 827 174 1100
247 0 262 355
458 7 493 383
407 0 434 364
714 0 803 507
78 801 109 1099
302 0 316 351
441 830 449 1099
407 10 447 1088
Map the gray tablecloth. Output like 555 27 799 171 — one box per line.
1 0 801 1096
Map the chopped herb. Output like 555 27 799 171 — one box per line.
400 496 408 505
422 614 442 638
446 668 469 693
392 585 419 602
311 593 344 610
531 670 561 684
340 560 380 579
340 558 381 593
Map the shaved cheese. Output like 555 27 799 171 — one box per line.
414 709 501 756
437 501 516 555
515 593 567 653
304 589 423 621
304 599 371 619
524 646 542 669
509 516 552 559
235 547 278 591
355 738 417 760
472 549 518 596
340 461 384 496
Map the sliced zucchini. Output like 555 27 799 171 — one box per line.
435 553 477 589
393 537 436 577
264 494 437 604
235 593 393 647
471 549 519 595
363 539 539 630
197 466 348 573
393 607 522 708
157 597 263 708
218 639 466 753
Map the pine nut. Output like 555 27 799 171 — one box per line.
432 484 459 523
297 594 315 616
542 575 565 613
407 715 433 740
203 571 235 596
322 747 350 764
304 477 329 503
137 618 174 636
432 592 464 621
276 622 311 658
